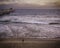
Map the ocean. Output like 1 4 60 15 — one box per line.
0 4 60 16
9 9 60 16
0 5 60 38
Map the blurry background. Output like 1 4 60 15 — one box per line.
0 0 60 48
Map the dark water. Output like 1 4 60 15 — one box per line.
9 9 60 16
0 4 60 16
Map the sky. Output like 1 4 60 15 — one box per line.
0 0 58 4
0 0 60 7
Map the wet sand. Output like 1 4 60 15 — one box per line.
0 38 60 48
